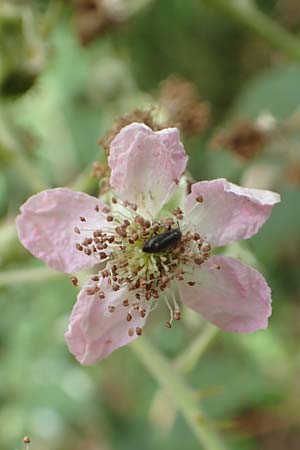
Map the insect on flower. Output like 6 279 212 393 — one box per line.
142 228 182 253
16 122 280 365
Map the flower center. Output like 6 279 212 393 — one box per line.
74 196 212 333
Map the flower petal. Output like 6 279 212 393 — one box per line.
179 256 272 333
184 178 280 246
108 123 188 216
65 279 146 365
16 188 109 273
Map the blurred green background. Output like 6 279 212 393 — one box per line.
1 1 300 449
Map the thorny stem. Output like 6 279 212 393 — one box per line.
131 337 229 450
202 0 300 60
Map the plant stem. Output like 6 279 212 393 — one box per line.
175 323 219 374
203 0 300 60
131 337 229 450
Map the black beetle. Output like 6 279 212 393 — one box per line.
142 229 182 253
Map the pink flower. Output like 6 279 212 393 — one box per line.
16 123 280 365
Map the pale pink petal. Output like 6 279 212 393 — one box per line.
178 256 272 332
184 178 280 246
108 123 188 216
65 279 146 365
16 188 109 273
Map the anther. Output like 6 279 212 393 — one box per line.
140 309 146 318
166 321 172 329
76 243 83 251
188 281 196 286
95 205 100 212
108 306 116 313
122 299 129 307
106 215 114 222
71 276 78 286
74 226 80 234
102 206 111 214
196 194 204 203
194 257 204 265
174 311 181 320
136 327 143 336
91 275 99 281
23 436 31 444
128 328 134 336
84 248 92 256
112 197 117 204
80 216 86 222
127 313 132 322
99 292 105 299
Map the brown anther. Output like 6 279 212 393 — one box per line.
91 275 99 281
23 436 31 444
161 275 169 286
122 299 129 307
76 243 83 251
131 203 138 211
115 226 127 237
128 238 135 244
102 269 109 277
134 215 144 225
108 306 116 313
108 236 115 243
188 281 196 286
87 288 96 295
99 252 107 259
194 257 204 265
136 327 143 336
71 276 78 286
86 238 93 245
123 219 130 227
128 328 134 336
196 194 204 203
214 264 221 270
99 292 105 299
144 220 151 228
74 226 81 234
84 248 92 256
174 311 181 320
145 291 152 301
140 309 146 318
165 217 175 226
112 197 117 204
102 206 111 214
107 215 114 222
80 216 86 222
127 313 132 322
166 321 172 329
132 231 139 241
135 293 141 300
95 204 100 212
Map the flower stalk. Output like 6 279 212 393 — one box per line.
202 0 300 60
131 337 229 450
